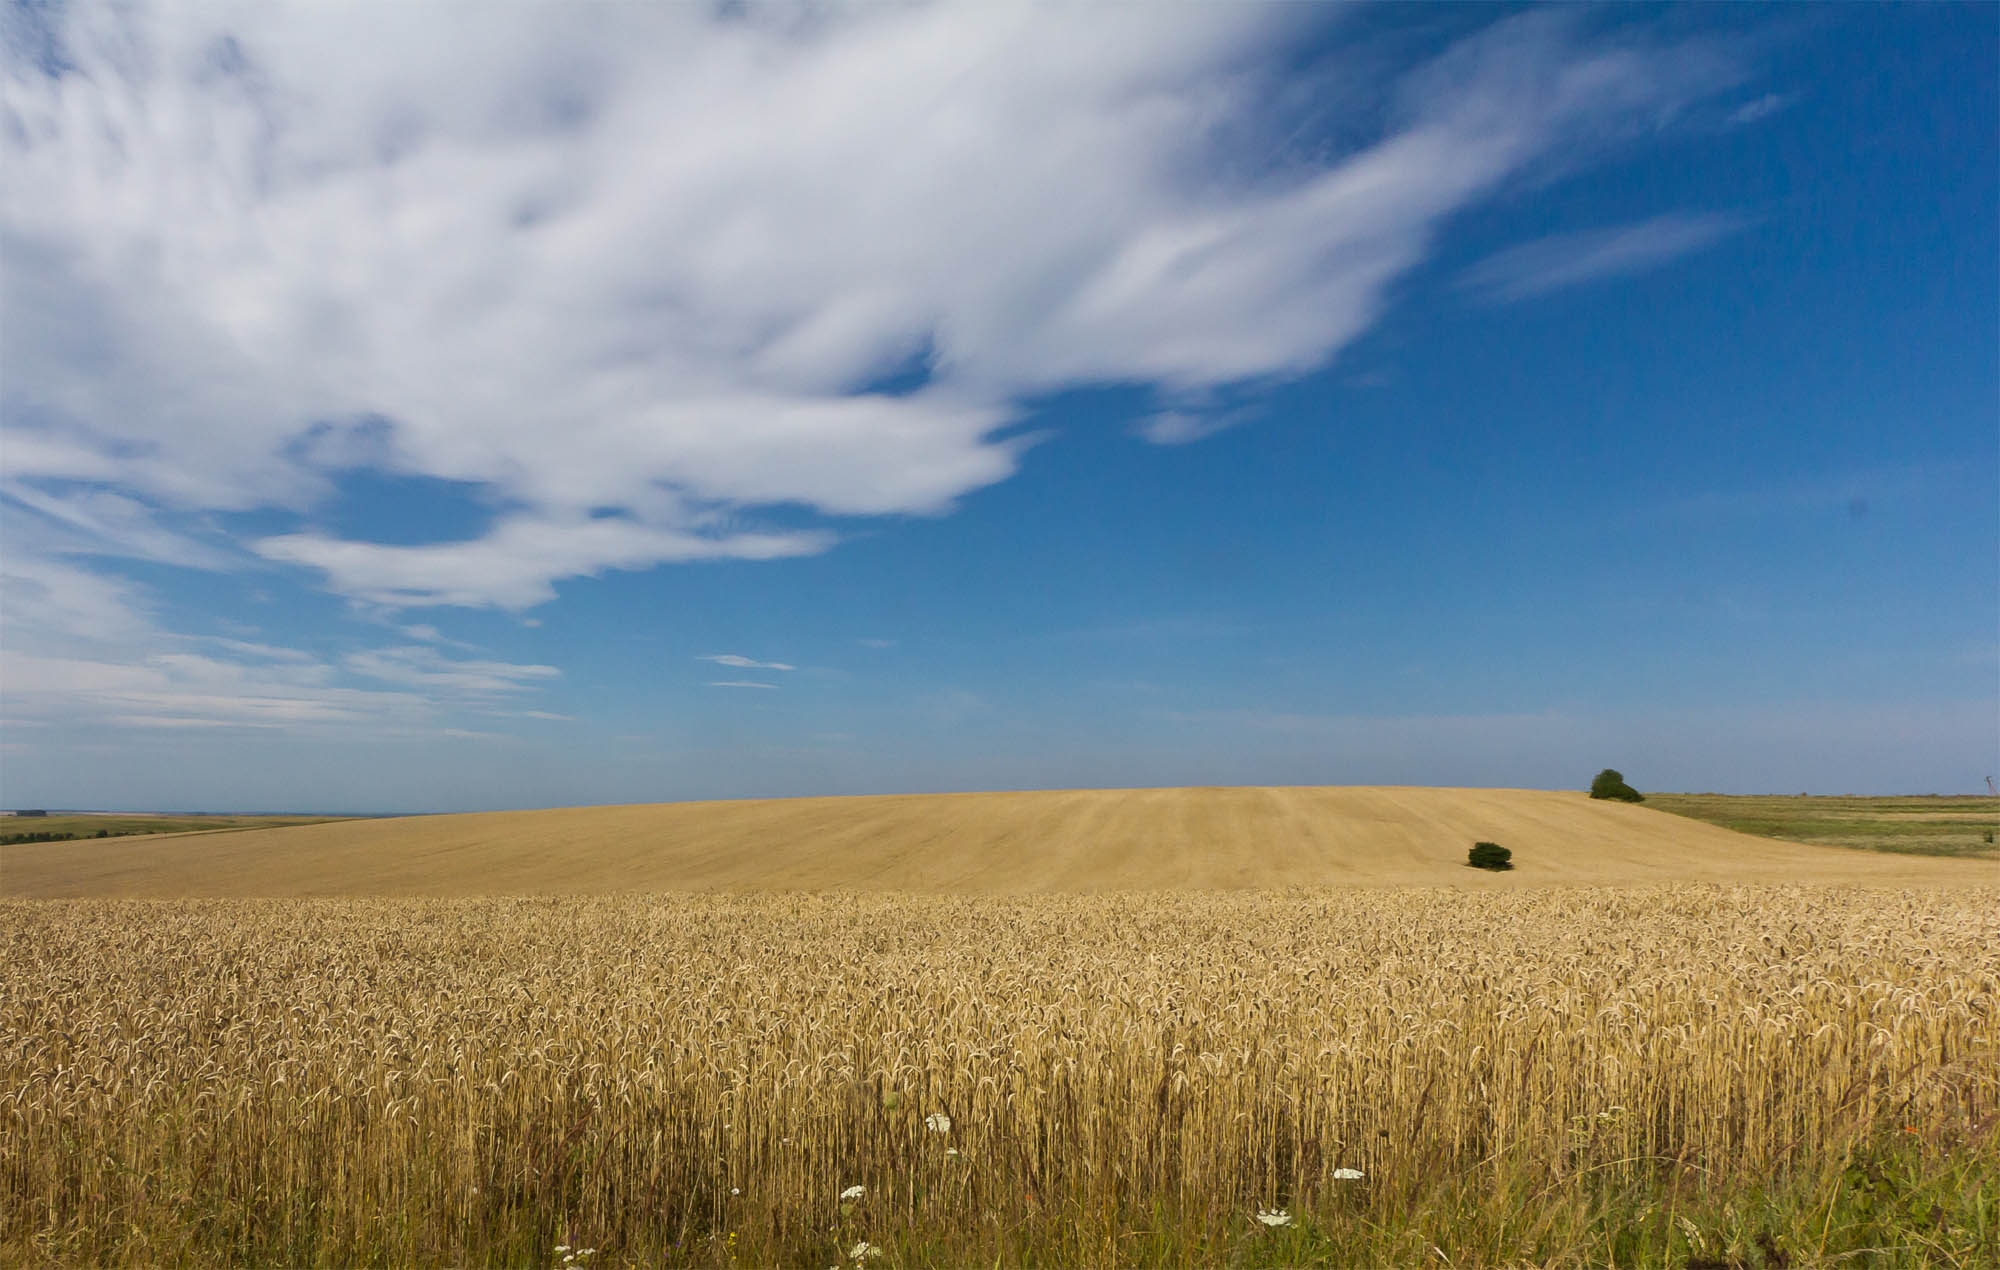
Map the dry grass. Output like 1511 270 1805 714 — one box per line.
7 786 1994 897
5 885 1997 1267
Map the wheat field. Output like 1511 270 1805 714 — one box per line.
6 786 1992 897
6 789 1997 1265
5 884 1997 1267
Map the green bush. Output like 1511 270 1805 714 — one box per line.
1468 841 1512 871
1589 768 1644 802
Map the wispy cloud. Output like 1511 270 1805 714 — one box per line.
700 654 796 671
342 647 560 697
7 646 426 731
1729 92 1795 125
202 639 321 665
6 5 1746 610
708 680 779 690
1 545 563 736
257 518 832 610
1 483 237 570
1461 211 1754 303
1131 408 1257 447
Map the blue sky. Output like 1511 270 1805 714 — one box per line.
3 2 1993 812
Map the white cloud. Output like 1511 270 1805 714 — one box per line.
1 482 236 570
342 645 560 697
4 4 1744 608
4 647 425 730
1131 409 1256 447
4 633 557 736
1 541 563 735
700 654 796 671
0 552 158 648
257 516 833 609
1460 211 1754 302
1729 92 1795 125
709 680 779 690
203 638 320 664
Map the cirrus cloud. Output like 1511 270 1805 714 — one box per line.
701 654 796 672
1460 211 1756 303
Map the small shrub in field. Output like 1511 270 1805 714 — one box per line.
1589 769 1645 802
1468 842 1512 871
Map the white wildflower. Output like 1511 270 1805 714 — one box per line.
1331 1167 1364 1180
1677 1215 1705 1252
1255 1208 1292 1227
849 1241 882 1260
840 1184 867 1202
925 1112 952 1133
945 1148 960 1158
731 1187 741 1196
554 1248 570 1255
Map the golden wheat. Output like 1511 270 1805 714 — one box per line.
3 885 1996 1266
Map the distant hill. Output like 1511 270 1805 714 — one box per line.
4 786 1992 898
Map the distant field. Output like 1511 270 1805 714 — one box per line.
6 786 1997 898
1646 793 2000 859
0 812 351 846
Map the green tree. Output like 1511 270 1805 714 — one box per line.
1467 842 1512 871
1589 769 1644 802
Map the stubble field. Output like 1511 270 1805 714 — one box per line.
5 786 1987 897
4 789 1997 1267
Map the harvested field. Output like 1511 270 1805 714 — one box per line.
4 785 1992 898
